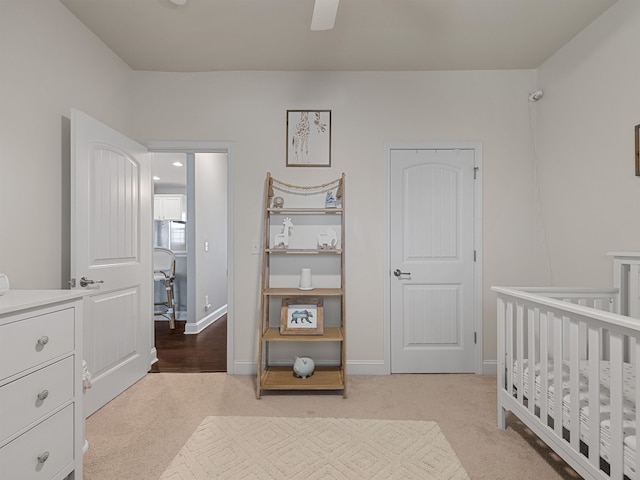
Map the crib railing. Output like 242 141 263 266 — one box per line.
493 286 639 480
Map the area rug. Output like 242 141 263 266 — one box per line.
160 416 470 479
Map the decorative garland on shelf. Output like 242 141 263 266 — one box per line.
268 176 343 198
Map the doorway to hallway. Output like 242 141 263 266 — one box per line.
149 317 227 372
148 141 235 374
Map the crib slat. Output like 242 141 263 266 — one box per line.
587 324 601 470
630 265 640 319
553 312 563 437
563 312 571 362
497 297 507 430
634 338 640 480
540 310 549 424
528 306 536 415
610 332 624 479
506 300 514 407
580 322 588 361
517 302 524 405
569 318 580 451
576 298 588 361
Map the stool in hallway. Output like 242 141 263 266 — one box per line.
154 247 176 329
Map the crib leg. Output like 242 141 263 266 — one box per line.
498 403 507 430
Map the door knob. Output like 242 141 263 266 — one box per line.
393 269 411 277
80 276 104 288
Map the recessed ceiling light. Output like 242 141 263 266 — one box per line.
172 162 183 167
153 176 160 181
169 0 187 5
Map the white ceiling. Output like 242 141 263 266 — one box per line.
59 0 619 187
152 152 187 188
59 0 618 72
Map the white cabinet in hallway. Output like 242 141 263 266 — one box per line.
154 194 186 221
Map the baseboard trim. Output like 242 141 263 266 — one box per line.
482 360 497 375
234 360 388 376
184 305 227 335
233 361 255 375
234 360 497 376
346 360 387 375
150 347 158 366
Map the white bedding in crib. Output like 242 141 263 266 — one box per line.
513 359 637 477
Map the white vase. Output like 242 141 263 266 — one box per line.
299 268 312 290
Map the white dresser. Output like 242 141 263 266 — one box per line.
0 290 85 480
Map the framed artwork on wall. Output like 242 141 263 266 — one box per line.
635 124 639 176
286 110 331 167
280 297 324 335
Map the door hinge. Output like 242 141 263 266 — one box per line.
474 250 477 262
474 166 479 179
474 332 477 344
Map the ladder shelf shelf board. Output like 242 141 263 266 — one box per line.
257 172 347 399
262 327 344 342
266 248 343 255
268 208 343 215
263 288 343 296
260 366 346 391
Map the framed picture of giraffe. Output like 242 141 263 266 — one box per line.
287 110 331 167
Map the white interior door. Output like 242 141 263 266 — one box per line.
71 109 153 416
390 148 476 373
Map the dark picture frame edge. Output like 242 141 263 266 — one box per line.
635 124 639 176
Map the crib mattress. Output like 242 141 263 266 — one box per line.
513 359 637 477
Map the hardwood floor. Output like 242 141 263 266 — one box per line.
149 316 227 373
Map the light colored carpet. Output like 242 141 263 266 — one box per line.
160 416 470 480
84 374 582 479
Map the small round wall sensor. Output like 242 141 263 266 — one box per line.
528 90 544 102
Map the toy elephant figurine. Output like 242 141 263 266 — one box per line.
317 227 338 249
293 356 315 379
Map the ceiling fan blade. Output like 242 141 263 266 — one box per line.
311 0 339 31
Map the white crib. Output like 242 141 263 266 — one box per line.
494 285 640 480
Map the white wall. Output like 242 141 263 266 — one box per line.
536 0 640 287
131 70 542 371
192 152 227 331
1 0 561 372
0 0 134 288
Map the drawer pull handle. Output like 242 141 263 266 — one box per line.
37 336 50 346
37 389 49 401
38 451 50 464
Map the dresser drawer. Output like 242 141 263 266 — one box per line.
0 356 74 443
0 404 74 480
0 308 75 380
